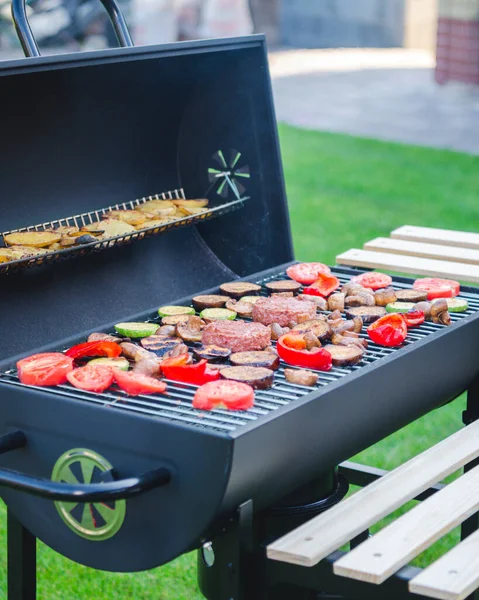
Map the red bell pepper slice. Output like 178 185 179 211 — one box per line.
277 334 332 371
367 314 407 347
161 356 220 385
303 273 340 298
65 341 122 360
403 310 425 328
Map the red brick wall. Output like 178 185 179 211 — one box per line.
436 17 479 85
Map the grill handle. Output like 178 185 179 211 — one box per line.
11 0 134 58
0 431 171 502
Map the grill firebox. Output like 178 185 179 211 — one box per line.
0 264 478 572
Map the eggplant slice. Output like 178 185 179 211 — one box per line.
140 336 184 357
265 280 302 294
395 289 428 303
219 282 262 298
193 345 231 362
192 295 229 311
323 344 364 366
229 351 280 370
220 366 274 389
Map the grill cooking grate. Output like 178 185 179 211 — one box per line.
1 268 478 434
0 188 246 276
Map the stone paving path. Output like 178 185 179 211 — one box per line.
269 48 479 155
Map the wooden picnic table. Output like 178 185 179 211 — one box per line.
267 225 479 600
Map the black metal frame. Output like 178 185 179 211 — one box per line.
194 376 479 600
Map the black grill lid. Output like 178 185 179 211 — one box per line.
0 36 293 360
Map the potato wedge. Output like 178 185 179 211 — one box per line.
48 242 63 251
56 225 80 234
79 225 105 235
136 219 170 230
177 206 209 216
8 246 49 258
96 218 136 238
173 198 208 208
60 235 77 247
137 200 175 215
4 231 61 247
103 209 147 226
0 248 20 263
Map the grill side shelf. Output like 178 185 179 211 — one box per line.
0 187 247 276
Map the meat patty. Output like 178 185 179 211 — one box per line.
252 296 316 327
202 320 270 352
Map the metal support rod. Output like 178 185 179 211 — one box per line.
461 376 479 600
8 509 36 600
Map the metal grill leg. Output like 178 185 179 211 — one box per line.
461 377 479 600
7 510 36 600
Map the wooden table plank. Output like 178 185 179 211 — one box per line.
333 465 479 584
336 249 479 283
266 421 479 567
364 238 479 266
391 226 479 250
409 528 479 600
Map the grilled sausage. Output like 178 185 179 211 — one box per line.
120 342 155 362
229 351 280 370
284 369 318 387
220 366 274 389
323 344 364 366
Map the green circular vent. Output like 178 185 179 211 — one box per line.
51 448 126 541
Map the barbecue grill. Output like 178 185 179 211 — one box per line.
1 3 479 600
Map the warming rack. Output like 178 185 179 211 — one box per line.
2 268 477 434
0 187 247 276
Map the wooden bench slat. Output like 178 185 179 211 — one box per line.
409 528 479 600
333 465 479 584
336 249 479 283
391 226 479 250
266 421 479 568
364 238 479 266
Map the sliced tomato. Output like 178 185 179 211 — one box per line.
351 272 393 290
114 370 167 396
17 353 74 387
66 365 114 393
65 341 122 360
403 310 425 328
303 273 340 297
193 380 255 411
367 314 407 347
413 278 459 300
286 262 331 285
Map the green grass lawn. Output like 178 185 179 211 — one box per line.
1 126 477 599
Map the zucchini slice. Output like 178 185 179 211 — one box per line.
446 298 469 313
88 357 130 371
386 302 415 314
114 322 160 338
157 305 195 318
200 308 237 320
